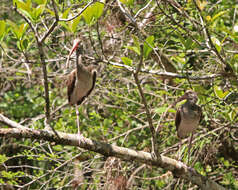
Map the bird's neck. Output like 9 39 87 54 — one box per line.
76 55 84 75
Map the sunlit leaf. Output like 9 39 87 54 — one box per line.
144 35 154 58
121 56 133 66
34 4 45 19
0 20 6 39
125 46 140 55
211 11 227 23
14 0 32 12
155 107 167 114
214 86 229 99
61 7 71 19
71 15 81 33
82 6 94 24
211 36 221 52
120 0 134 6
33 0 47 5
196 0 208 11
175 99 187 108
92 2 104 19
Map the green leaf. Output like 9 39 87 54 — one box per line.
34 4 45 19
0 154 8 164
21 38 29 50
143 35 154 58
61 7 71 19
175 99 187 108
71 15 81 33
211 11 227 23
33 0 47 5
120 0 134 6
83 5 94 24
125 46 140 55
121 57 133 66
14 0 32 12
211 36 221 52
214 86 229 99
19 23 28 39
92 2 104 19
0 20 6 40
155 107 167 114
82 2 104 25
18 8 33 21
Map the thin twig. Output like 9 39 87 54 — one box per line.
116 0 136 25
133 45 159 160
40 0 59 43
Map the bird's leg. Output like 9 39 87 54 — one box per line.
75 104 85 145
177 140 183 161
187 133 194 165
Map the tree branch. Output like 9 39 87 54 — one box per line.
0 114 225 190
40 0 59 43
133 45 159 160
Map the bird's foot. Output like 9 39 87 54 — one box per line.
78 133 86 145
151 151 160 161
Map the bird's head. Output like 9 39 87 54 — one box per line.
65 39 83 69
180 90 198 104
70 39 83 57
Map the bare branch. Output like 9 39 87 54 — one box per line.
101 59 223 80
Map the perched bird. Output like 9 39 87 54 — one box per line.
66 39 97 143
175 90 202 163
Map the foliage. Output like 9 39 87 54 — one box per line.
0 0 238 189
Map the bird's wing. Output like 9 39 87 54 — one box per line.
175 107 181 131
86 71 96 97
67 70 76 104
77 70 96 105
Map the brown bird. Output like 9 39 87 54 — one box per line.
175 90 202 164
66 39 97 143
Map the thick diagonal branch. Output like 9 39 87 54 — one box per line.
0 114 225 190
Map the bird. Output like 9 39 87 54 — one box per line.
175 90 202 164
66 39 97 144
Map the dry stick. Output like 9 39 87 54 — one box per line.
133 45 159 160
126 164 146 188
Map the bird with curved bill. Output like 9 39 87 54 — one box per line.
175 90 202 164
66 39 97 144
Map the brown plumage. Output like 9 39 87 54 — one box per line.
175 90 202 138
66 39 96 106
66 39 97 144
175 90 202 163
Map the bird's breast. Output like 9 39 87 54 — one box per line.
177 106 200 138
69 72 93 105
